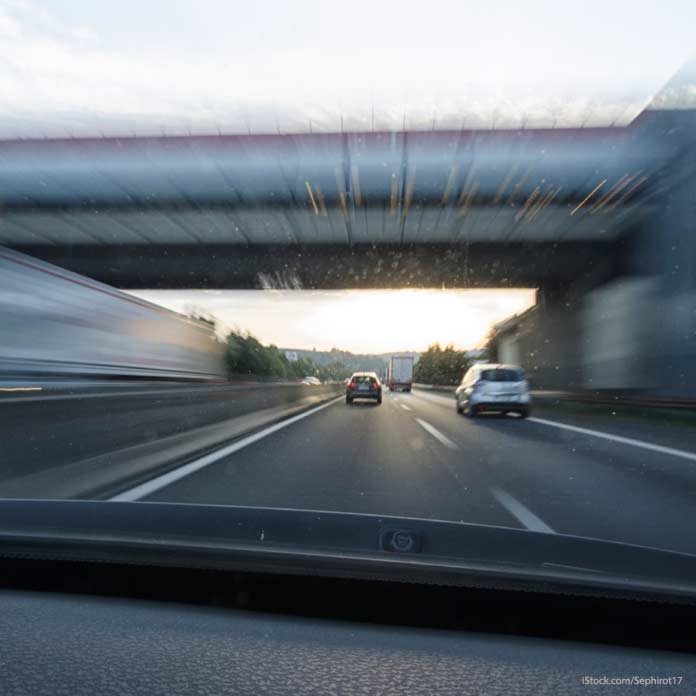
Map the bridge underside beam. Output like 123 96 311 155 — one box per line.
16 242 619 290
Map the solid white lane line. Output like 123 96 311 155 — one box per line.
415 418 458 449
109 396 344 502
400 403 412 411
490 486 555 534
0 386 42 392
529 417 696 463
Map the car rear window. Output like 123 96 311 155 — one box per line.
480 369 525 382
353 375 376 382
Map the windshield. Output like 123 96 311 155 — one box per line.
1 0 696 591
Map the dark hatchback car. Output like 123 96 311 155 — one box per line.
346 372 382 405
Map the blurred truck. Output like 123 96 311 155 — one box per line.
0 247 225 381
386 356 414 392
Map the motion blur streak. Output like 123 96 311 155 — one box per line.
570 180 606 215
0 248 224 381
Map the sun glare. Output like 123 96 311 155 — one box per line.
304 289 536 353
129 288 537 354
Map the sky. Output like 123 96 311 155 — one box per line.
127 289 537 354
0 0 694 137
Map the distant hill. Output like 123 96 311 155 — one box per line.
280 348 421 374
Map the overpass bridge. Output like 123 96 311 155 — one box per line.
0 112 677 290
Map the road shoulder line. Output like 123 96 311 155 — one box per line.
529 416 696 462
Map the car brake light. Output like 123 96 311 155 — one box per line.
371 380 379 388
348 381 356 389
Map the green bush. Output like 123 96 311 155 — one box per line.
414 343 476 385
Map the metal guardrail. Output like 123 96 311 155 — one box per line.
532 391 696 411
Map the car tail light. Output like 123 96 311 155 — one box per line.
371 380 379 388
348 381 356 389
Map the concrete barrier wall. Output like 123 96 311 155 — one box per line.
581 278 659 391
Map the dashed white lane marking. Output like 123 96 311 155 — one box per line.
529 417 696 463
490 486 555 534
415 418 458 449
109 396 344 502
400 404 412 411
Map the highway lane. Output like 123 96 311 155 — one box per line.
143 392 518 527
138 389 696 555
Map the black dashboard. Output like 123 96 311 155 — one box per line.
2 587 695 696
1 551 696 696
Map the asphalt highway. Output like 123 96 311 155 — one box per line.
115 387 696 555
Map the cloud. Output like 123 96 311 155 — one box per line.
0 9 20 38
0 0 691 138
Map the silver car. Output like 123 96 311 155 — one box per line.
455 364 531 418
